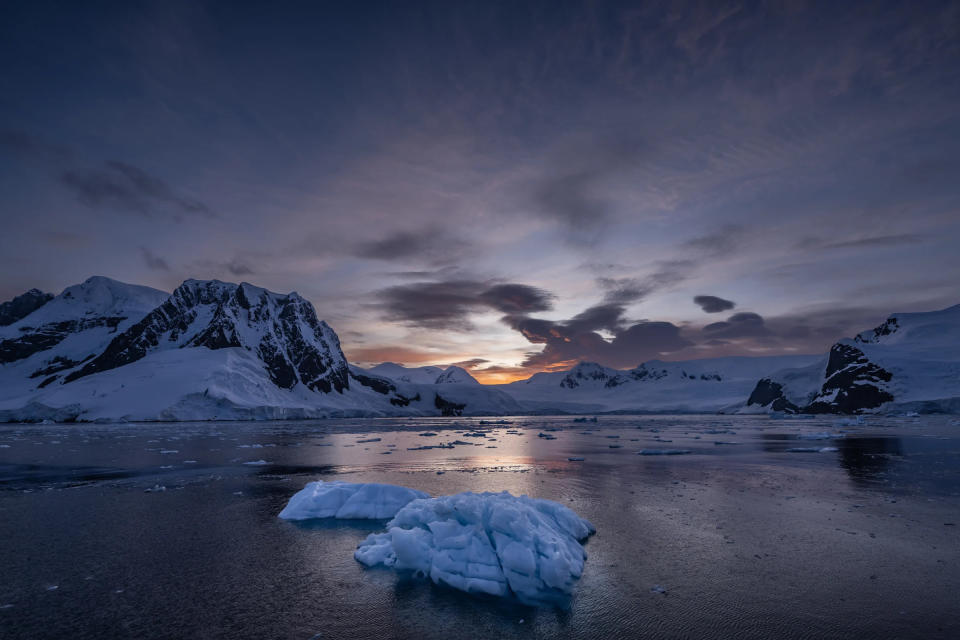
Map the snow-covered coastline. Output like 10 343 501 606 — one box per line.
3 276 960 422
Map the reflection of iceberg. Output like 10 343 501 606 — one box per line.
355 491 595 605
278 481 428 520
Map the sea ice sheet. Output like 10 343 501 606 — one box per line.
354 490 595 605
278 481 429 520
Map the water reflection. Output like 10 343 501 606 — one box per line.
835 436 903 486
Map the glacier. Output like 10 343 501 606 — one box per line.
354 490 595 605
278 481 430 520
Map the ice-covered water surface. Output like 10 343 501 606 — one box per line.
1 414 959 640
355 491 594 605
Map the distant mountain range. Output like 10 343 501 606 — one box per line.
1 276 958 421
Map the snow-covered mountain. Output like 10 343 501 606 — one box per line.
365 362 479 385
745 304 960 414
0 278 518 421
497 356 823 413
0 288 53 326
0 277 170 402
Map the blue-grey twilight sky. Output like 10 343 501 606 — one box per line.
2 0 959 381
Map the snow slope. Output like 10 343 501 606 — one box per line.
497 356 822 413
0 277 169 403
366 362 479 385
745 304 960 414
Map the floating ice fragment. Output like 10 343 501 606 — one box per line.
279 481 429 520
354 490 595 605
243 459 270 465
639 449 692 455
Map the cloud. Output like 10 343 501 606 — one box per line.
352 228 471 265
478 284 555 314
503 302 694 370
800 234 926 250
139 246 170 271
694 295 736 313
373 280 555 330
346 345 450 365
225 258 254 276
517 319 694 370
449 358 489 370
60 161 214 219
682 225 744 257
529 137 645 244
702 311 771 339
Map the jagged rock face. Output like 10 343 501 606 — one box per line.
559 363 619 389
854 317 900 344
805 343 894 413
746 378 800 413
0 317 124 365
0 289 53 326
64 280 350 393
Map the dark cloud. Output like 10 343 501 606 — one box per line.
479 284 555 314
596 260 696 305
352 228 470 265
504 301 693 370
694 295 736 313
449 358 489 370
139 246 170 271
702 311 771 339
519 319 694 370
60 161 214 219
373 280 555 330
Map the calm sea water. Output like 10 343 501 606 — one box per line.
1 415 958 639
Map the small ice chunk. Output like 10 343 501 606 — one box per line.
243 459 270 465
278 481 429 520
639 449 692 456
355 491 595 605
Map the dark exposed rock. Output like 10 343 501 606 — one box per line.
0 317 124 365
805 343 894 414
63 280 350 393
0 289 53 326
351 372 396 395
854 317 900 344
746 378 800 413
435 393 466 416
390 392 420 407
29 355 92 379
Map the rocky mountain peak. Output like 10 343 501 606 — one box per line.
63 279 349 394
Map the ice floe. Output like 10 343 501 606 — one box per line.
354 490 595 605
278 481 429 520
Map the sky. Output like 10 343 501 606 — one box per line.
1 0 959 383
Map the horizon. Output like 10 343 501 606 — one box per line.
6 271 955 384
3 1 959 383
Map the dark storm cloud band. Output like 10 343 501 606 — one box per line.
372 280 555 330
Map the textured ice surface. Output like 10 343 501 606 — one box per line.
278 481 429 520
354 491 595 605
